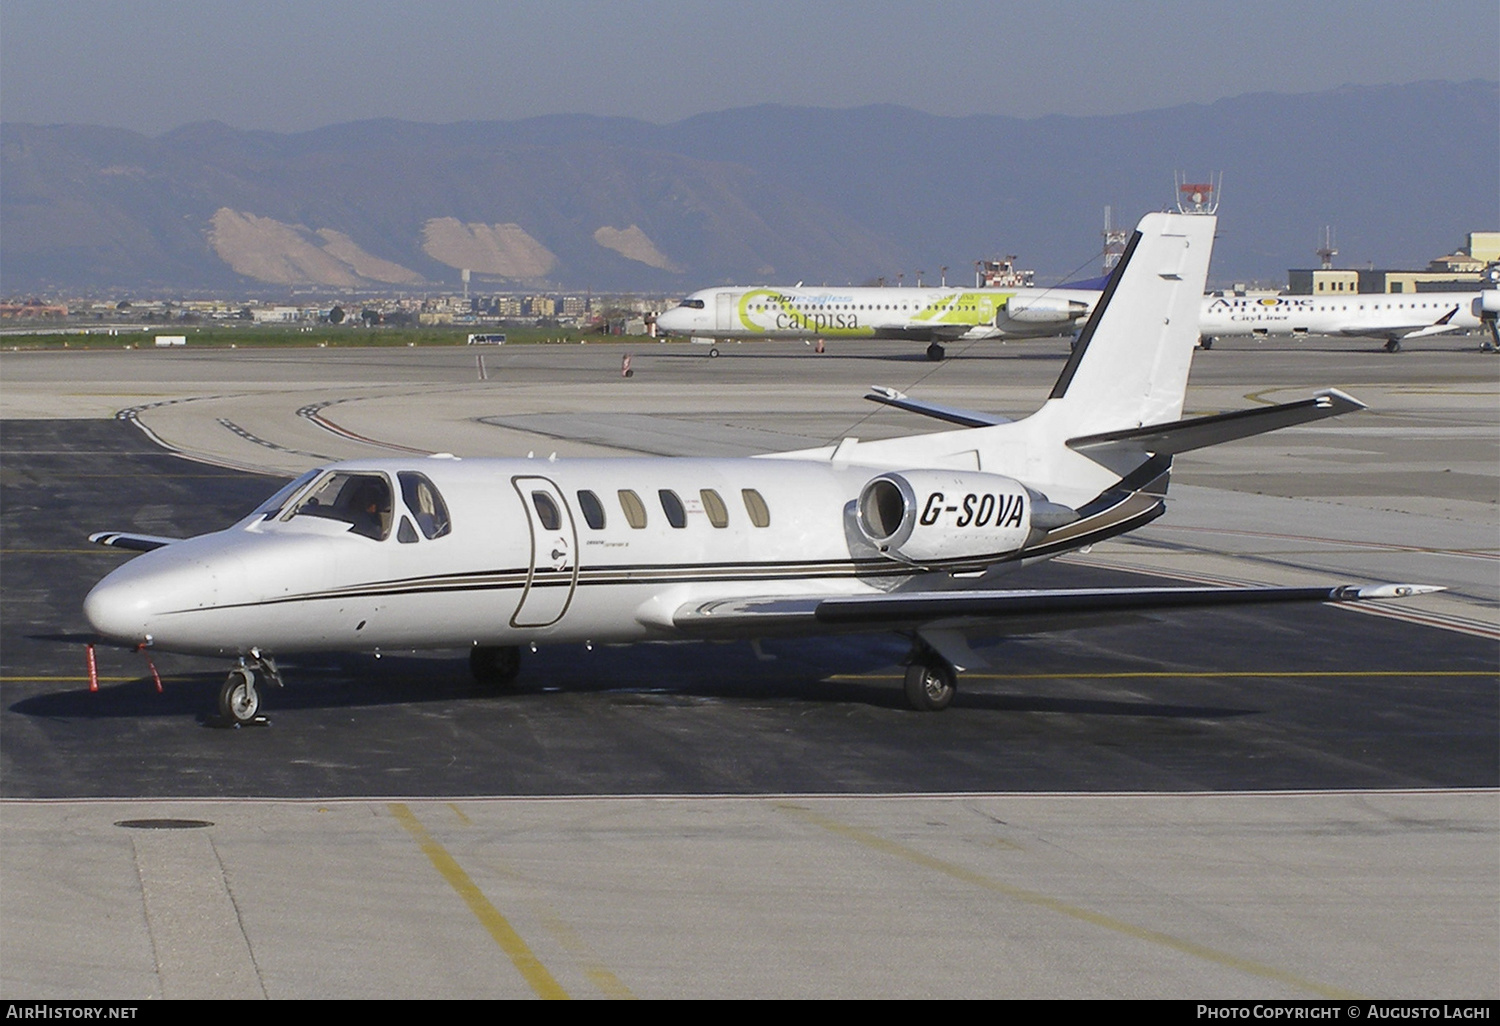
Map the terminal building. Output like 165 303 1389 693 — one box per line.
1288 231 1498 295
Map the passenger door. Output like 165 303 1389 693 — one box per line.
510 476 579 628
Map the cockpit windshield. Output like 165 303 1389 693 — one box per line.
250 469 322 520
676 298 705 309
283 471 393 540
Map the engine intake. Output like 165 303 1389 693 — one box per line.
857 470 1048 565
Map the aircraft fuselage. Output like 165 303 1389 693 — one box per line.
84 455 1047 658
655 285 1099 341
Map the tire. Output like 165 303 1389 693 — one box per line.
708 347 720 358
903 660 956 712
470 645 522 687
218 667 260 724
1199 337 1214 350
1385 339 1401 353
926 343 945 362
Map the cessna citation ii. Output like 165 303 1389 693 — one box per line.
85 212 1437 724
654 281 1101 360
1198 288 1500 352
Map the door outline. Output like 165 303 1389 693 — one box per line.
510 475 580 628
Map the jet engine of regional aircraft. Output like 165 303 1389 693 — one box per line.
1002 295 1094 324
855 470 1079 566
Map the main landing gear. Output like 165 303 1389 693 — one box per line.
926 342 946 361
903 644 958 712
1198 336 1215 350
470 645 522 688
1384 338 1403 353
218 655 281 726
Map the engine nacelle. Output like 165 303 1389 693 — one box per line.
1473 290 1500 317
856 470 1034 565
1003 296 1091 324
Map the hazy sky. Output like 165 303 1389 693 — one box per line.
3 0 1496 134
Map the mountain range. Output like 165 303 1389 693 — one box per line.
2 80 1495 295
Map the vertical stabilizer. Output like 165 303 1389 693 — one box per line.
1045 212 1216 436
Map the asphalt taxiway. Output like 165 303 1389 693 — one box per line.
1 336 1495 997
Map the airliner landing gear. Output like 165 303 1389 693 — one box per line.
926 343 946 361
1384 339 1402 353
470 645 522 688
1198 336 1215 350
903 651 957 712
218 655 281 725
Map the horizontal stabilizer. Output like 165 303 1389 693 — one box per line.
673 582 1439 634
864 386 1011 427
89 531 178 552
1066 388 1365 461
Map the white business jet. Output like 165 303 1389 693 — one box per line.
85 211 1436 723
654 282 1100 360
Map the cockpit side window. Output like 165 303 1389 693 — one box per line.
398 472 452 539
284 471 394 540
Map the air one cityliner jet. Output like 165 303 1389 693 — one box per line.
85 212 1436 724
1198 288 1500 351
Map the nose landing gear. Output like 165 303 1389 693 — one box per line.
217 655 281 726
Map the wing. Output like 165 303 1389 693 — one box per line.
671 583 1440 639
89 531 179 552
1338 305 1467 341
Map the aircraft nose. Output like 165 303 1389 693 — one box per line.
84 573 152 644
656 308 690 334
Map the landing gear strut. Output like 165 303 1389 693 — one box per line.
470 645 522 688
903 648 958 712
218 655 281 725
925 342 946 362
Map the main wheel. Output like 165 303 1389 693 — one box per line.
470 645 522 687
218 667 260 724
1199 337 1214 350
708 347 720 358
925 343 946 361
903 660 956 712
1385 339 1402 353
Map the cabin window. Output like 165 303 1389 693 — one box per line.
618 489 648 529
398 472 451 539
577 490 606 530
284 471 393 541
659 489 687 528
531 491 562 531
700 489 729 528
741 488 771 528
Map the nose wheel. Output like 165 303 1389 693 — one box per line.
217 656 280 726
